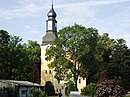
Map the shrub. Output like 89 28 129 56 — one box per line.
65 80 75 96
96 71 124 97
81 83 96 97
45 81 55 96
32 89 48 97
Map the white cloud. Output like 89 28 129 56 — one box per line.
57 5 96 29
0 1 42 20
0 0 130 47
55 0 130 8
0 0 129 21
24 25 31 29
19 27 42 43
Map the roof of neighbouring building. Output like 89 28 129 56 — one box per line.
0 80 40 88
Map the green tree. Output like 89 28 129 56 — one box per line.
46 24 116 90
81 83 96 97
65 80 75 95
107 39 130 92
46 24 89 90
0 30 10 78
24 40 41 83
46 24 94 90
0 30 40 81
32 89 48 97
0 30 29 79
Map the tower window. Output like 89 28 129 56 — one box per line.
57 89 58 92
45 70 47 74
49 70 51 74
79 79 81 83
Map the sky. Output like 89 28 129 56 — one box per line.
0 0 130 47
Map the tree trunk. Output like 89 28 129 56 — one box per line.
74 77 78 91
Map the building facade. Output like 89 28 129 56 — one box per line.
40 4 86 94
40 4 64 94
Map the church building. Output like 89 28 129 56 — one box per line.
40 3 86 94
40 4 64 94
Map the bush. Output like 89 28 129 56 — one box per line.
65 80 75 96
2 87 17 97
96 71 124 97
124 96 130 97
81 83 96 97
32 89 48 97
45 81 55 96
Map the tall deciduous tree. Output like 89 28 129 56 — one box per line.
25 40 41 83
46 24 116 90
46 24 88 90
0 30 40 82
0 30 29 79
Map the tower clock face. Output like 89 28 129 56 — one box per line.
48 21 52 30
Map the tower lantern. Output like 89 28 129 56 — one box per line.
42 3 57 45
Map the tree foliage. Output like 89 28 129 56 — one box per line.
24 40 41 82
46 24 116 90
46 24 90 90
107 39 130 92
32 89 48 97
0 30 40 81
81 83 96 97
65 80 75 95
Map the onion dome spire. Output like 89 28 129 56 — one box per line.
47 3 57 18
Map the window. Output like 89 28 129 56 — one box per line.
49 70 51 74
58 80 60 84
79 79 81 83
45 70 47 74
57 89 58 92
21 90 27 95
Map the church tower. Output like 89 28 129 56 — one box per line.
41 3 64 94
41 2 86 94
42 4 57 45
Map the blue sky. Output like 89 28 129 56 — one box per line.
0 0 130 47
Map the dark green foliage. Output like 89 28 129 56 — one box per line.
0 87 17 97
0 30 40 81
65 80 75 95
0 30 28 80
81 83 96 97
124 96 130 97
107 39 130 92
25 40 41 83
32 89 48 97
45 24 116 90
45 81 55 96
46 24 99 90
